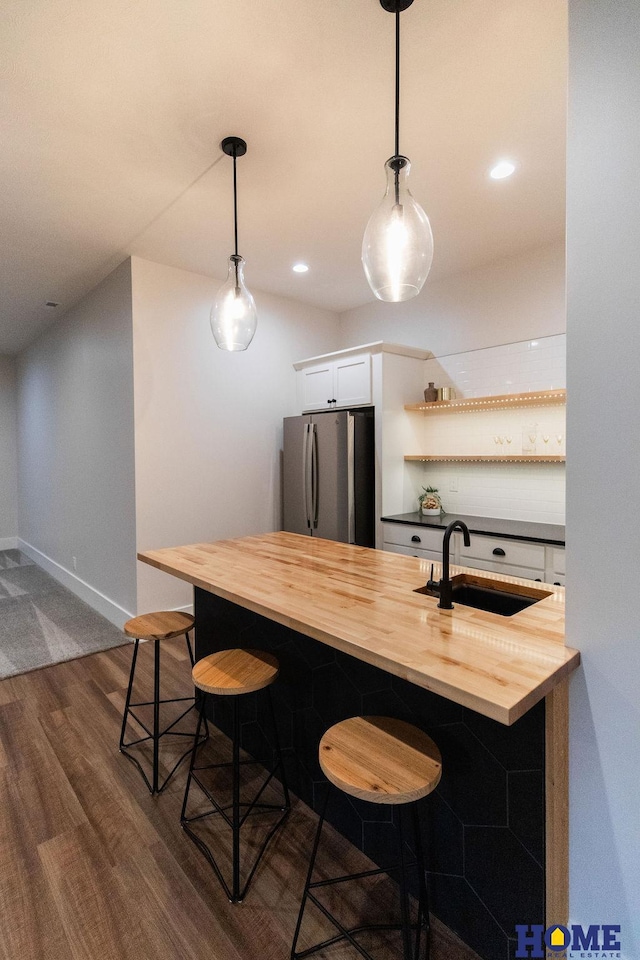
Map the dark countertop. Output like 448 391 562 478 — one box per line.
381 511 565 546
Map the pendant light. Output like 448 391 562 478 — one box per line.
362 0 433 302
210 137 258 351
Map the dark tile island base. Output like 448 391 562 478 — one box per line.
195 588 544 960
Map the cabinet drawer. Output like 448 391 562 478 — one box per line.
383 542 441 563
459 534 545 570
459 556 546 582
381 523 444 552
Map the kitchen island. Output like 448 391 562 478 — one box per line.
139 532 579 960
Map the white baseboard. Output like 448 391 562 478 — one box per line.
16 539 194 627
172 603 195 615
0 537 18 551
17 539 135 631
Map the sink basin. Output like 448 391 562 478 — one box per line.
414 573 553 617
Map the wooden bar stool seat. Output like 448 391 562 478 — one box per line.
181 648 290 903
320 716 442 804
192 647 279 696
124 611 195 642
119 611 206 795
292 716 442 960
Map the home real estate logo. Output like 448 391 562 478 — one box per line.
515 923 622 958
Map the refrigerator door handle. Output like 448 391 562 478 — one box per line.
310 424 319 528
303 424 312 528
347 413 355 543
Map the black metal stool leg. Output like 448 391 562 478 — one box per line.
291 795 433 960
185 630 195 667
119 638 139 751
291 784 330 960
181 680 291 904
120 634 203 795
231 696 241 902
412 802 430 960
152 638 161 793
186 629 210 742
181 700 206 822
397 806 413 960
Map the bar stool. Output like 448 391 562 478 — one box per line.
291 716 442 960
181 648 291 903
119 611 206 794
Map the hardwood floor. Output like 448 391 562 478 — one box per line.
0 639 479 960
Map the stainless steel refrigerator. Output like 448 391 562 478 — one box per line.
282 408 375 547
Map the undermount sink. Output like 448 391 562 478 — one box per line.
414 573 553 617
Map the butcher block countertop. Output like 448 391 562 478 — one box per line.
138 532 579 726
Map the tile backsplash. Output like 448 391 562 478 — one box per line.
406 335 566 524
423 334 566 398
411 462 565 524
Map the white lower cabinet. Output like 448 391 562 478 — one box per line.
382 523 562 584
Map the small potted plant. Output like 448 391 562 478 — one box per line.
418 486 442 516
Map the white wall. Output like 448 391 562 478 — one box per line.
566 3 640 957
0 355 18 548
16 260 137 625
338 240 565 355
131 257 341 613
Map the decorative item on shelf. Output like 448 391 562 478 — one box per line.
423 381 438 402
437 386 456 401
210 137 258 352
522 422 538 455
361 0 433 302
418 485 443 516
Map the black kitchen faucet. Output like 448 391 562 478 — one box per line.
426 519 471 609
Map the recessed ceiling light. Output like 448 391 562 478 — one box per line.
490 161 516 180
292 263 309 273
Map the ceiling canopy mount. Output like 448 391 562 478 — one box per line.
380 0 414 12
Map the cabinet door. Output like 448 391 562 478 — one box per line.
300 363 334 412
334 354 371 407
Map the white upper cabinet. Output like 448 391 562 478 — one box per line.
298 353 371 411
333 354 372 407
299 361 335 411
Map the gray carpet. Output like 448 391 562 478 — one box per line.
0 549 128 680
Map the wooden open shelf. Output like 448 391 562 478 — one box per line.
405 389 566 413
405 455 566 463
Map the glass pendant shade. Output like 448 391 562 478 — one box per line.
362 156 434 302
210 255 257 351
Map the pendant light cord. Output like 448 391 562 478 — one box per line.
231 147 240 290
394 6 401 205
395 7 400 159
232 149 239 258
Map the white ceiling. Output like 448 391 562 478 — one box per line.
0 0 566 355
